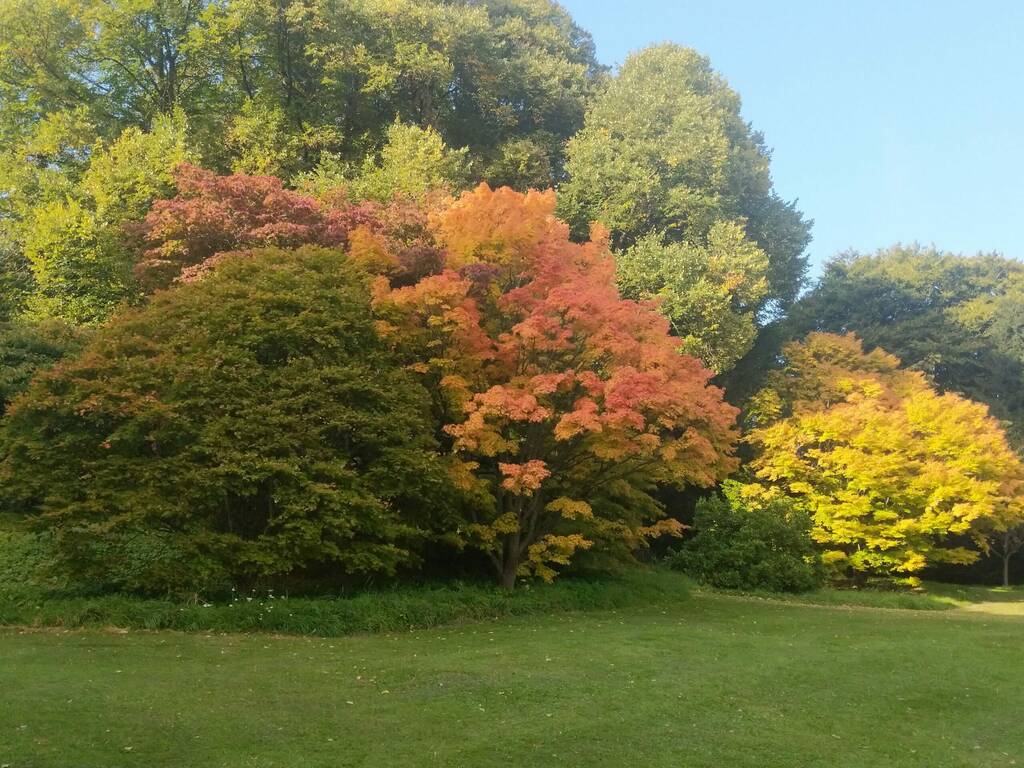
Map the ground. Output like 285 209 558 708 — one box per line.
3 587 1022 767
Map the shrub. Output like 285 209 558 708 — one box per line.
671 486 824 593
0 523 57 597
0 246 454 595
0 318 88 417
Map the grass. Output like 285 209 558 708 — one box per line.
0 569 695 635
3 589 1023 767
7 567 1022 636
718 580 1024 613
6 522 1024 633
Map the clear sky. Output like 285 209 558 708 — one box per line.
559 0 1024 272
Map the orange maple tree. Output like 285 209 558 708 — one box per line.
374 184 739 588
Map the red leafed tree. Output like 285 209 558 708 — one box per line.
135 165 444 290
374 184 740 588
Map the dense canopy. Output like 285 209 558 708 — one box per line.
0 0 1021 593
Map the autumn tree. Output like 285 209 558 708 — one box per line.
374 184 739 588
559 44 811 343
744 332 1024 585
779 246 1024 448
1 246 450 594
135 164 451 289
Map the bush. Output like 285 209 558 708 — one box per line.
0 523 57 597
0 318 87 417
0 246 455 595
671 487 825 593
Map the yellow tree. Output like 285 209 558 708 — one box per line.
745 332 1024 584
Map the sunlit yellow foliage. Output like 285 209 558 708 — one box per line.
746 332 1024 583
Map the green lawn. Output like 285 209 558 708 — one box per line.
3 590 1023 767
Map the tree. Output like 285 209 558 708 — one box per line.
294 122 470 203
134 164 363 289
744 332 1024 585
373 184 739 588
0 0 601 176
1 246 450 594
559 44 811 315
988 525 1024 588
616 222 769 372
134 164 453 289
777 245 1024 448
0 235 33 323
0 0 220 140
1 109 193 323
0 319 88 417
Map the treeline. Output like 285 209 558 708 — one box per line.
0 0 1021 595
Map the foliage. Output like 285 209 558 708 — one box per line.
671 484 824 593
0 236 33 322
346 122 470 202
0 560 690 634
295 122 470 203
744 332 1024 585
374 184 739 587
559 44 810 315
779 245 1024 447
0 0 602 181
483 135 557 190
616 222 769 372
0 524 56 596
20 199 136 324
135 164 362 288
1 110 192 323
80 109 193 224
135 164 454 289
0 319 88 417
1 247 451 595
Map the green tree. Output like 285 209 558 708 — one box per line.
0 0 220 142
0 236 33 323
7 111 193 324
1 246 451 594
616 222 769 372
20 199 133 324
0 319 87 417
306 122 470 203
0 0 601 180
559 44 810 314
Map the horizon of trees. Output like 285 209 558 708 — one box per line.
1 0 1021 592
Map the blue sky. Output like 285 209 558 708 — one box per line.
560 0 1024 272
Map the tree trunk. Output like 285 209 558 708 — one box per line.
500 559 518 591
1004 553 1011 588
499 533 521 591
